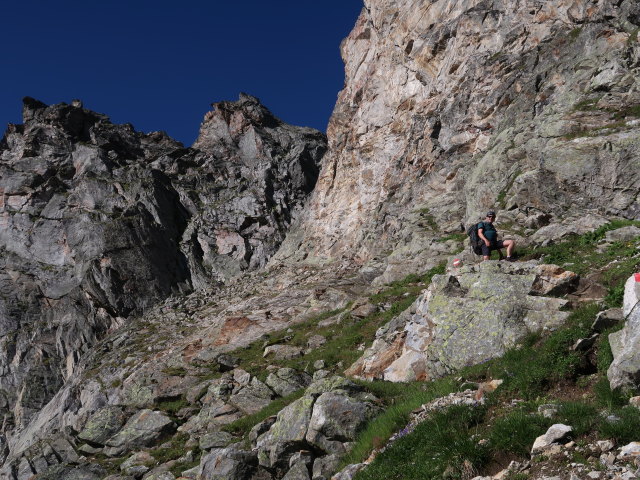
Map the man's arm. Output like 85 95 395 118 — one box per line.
478 225 490 246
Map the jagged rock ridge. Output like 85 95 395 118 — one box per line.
0 94 326 436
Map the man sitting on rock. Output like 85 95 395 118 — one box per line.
478 211 516 262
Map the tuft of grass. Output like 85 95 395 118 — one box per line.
343 378 458 467
595 323 626 375
150 433 193 464
222 389 305 436
518 220 640 277
355 405 489 480
612 104 640 119
162 366 188 377
569 27 582 41
370 265 445 303
488 410 552 457
435 232 467 243
557 402 598 436
573 96 602 112
593 377 629 409
154 396 189 416
597 406 640 443
604 284 626 308
415 207 439 231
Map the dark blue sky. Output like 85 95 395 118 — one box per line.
1 1 363 145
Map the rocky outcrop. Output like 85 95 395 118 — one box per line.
347 261 577 382
0 95 326 432
608 274 640 389
251 377 379 479
275 0 640 284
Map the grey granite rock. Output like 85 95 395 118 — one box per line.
77 406 127 446
199 447 258 480
266 368 313 397
348 262 574 381
608 275 640 390
0 93 326 434
105 410 175 455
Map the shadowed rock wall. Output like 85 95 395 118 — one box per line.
0 94 326 432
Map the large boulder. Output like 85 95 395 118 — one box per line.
347 261 576 382
104 410 175 456
306 393 377 455
266 369 313 397
77 406 128 446
198 447 259 480
608 275 640 390
255 377 379 476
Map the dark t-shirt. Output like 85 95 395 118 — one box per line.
478 221 497 243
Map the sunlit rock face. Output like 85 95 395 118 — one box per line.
275 0 640 283
0 94 326 431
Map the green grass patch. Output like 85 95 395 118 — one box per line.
415 207 439 231
613 104 640 119
487 410 552 457
222 389 305 436
162 366 188 377
343 378 459 467
573 96 602 112
435 232 467 243
569 27 582 41
193 264 445 384
150 433 193 464
518 220 640 277
598 406 640 443
593 377 629 409
355 405 489 480
563 120 629 140
595 324 626 375
557 402 599 436
154 396 189 415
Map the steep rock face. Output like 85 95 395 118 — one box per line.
276 0 640 283
0 95 326 432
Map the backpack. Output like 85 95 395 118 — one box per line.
466 222 485 255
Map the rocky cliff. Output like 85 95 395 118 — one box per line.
276 0 640 284
0 94 325 436
2 0 640 479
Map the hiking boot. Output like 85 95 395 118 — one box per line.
505 256 517 262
